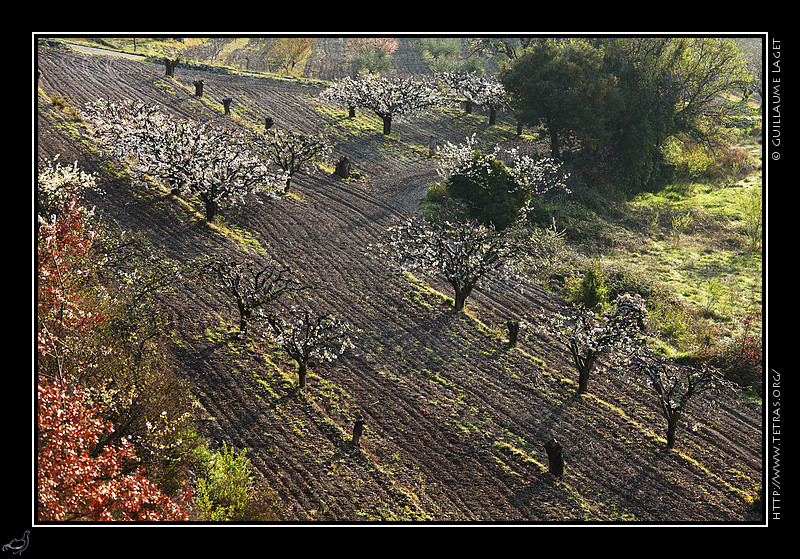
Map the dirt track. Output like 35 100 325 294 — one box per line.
35 44 764 523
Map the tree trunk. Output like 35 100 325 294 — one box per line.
333 156 351 179
453 285 473 312
382 115 392 135
578 365 590 394
164 58 180 76
348 106 356 118
298 362 307 389
464 100 473 114
666 412 680 449
237 301 250 333
576 351 596 394
489 107 497 125
204 198 218 222
193 79 204 97
543 438 564 478
222 98 233 115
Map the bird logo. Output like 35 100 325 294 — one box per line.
2 531 29 556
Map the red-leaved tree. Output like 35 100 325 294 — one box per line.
37 380 191 521
37 196 108 382
37 194 190 521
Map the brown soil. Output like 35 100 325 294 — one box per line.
35 44 764 524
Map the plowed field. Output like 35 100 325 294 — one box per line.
35 44 764 524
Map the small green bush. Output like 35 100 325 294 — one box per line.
566 264 609 312
663 138 757 185
425 180 449 204
193 442 279 522
446 154 528 230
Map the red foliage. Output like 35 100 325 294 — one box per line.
713 311 763 392
36 197 108 356
37 380 190 521
735 311 763 369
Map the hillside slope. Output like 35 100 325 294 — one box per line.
35 44 763 523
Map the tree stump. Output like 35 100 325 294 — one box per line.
264 116 274 130
193 79 204 97
222 98 233 115
352 417 365 447
506 320 520 346
543 438 564 478
164 57 180 77
333 156 351 179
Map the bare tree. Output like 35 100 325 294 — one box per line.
267 38 316 76
210 257 305 335
263 306 353 389
625 348 735 449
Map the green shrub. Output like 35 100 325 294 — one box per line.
193 442 279 521
566 264 609 312
738 185 763 251
600 262 662 302
421 180 468 223
709 144 757 184
662 138 757 185
446 153 528 230
425 180 450 204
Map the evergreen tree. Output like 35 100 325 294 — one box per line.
500 38 619 159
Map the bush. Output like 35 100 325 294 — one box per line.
425 180 449 204
566 264 609 312
446 153 528 230
709 144 757 184
662 138 757 184
648 299 693 351
192 442 280 522
714 311 763 395
600 261 662 302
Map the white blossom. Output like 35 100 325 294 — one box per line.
262 306 354 388
377 217 551 312
37 155 98 222
80 99 287 221
320 74 444 134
